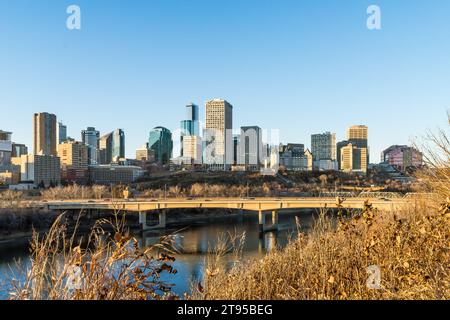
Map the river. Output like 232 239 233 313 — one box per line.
0 210 318 299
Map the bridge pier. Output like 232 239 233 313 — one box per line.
157 210 167 229
258 210 266 233
271 210 279 231
139 211 150 231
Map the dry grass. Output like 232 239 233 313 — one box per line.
191 200 449 300
8 210 179 300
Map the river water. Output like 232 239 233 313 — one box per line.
0 210 318 299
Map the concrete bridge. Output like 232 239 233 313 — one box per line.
43 197 411 232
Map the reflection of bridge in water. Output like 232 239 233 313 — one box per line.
44 196 414 233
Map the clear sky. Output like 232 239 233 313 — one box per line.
0 0 448 161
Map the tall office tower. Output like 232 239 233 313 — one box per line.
182 136 202 164
11 143 28 158
346 125 368 148
112 129 125 162
33 112 57 156
0 130 13 168
149 127 173 165
339 143 368 174
311 132 336 161
98 132 113 164
336 140 349 170
58 140 89 183
180 103 200 156
81 127 100 165
346 125 369 167
98 129 125 164
239 126 263 168
57 122 67 144
204 99 233 169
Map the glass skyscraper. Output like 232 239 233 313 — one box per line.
149 127 173 165
180 103 199 157
81 127 100 165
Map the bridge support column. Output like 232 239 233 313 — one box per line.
157 210 167 229
139 211 150 231
272 210 279 231
258 210 266 233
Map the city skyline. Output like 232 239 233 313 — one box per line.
1 1 448 160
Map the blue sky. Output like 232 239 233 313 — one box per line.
0 0 448 160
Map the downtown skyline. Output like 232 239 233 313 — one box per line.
1 0 449 160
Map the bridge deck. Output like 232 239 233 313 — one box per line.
43 197 411 212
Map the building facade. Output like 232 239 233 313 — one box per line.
340 143 368 174
136 143 156 162
11 143 28 158
0 130 12 169
311 132 336 161
58 140 89 183
33 112 57 156
381 145 423 172
182 135 202 164
13 154 60 187
204 99 233 170
149 127 173 165
81 127 100 165
57 122 67 144
89 165 145 185
239 126 263 170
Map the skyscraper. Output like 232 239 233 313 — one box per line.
81 127 100 165
57 122 67 144
112 129 125 161
149 127 173 165
239 126 263 169
33 112 57 156
346 125 369 167
98 132 113 164
311 132 336 161
347 125 368 148
340 143 368 174
204 99 233 170
180 103 200 157
98 129 125 164
58 140 89 183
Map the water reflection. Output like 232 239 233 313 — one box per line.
0 210 317 299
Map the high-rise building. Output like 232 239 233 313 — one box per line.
311 132 336 161
58 140 89 183
311 132 338 171
149 127 173 165
204 99 233 170
339 143 368 174
81 127 100 165
98 129 125 164
239 126 263 169
346 125 368 148
0 130 12 168
182 136 202 164
57 122 67 144
112 129 125 162
99 132 113 164
180 103 200 157
346 125 369 169
33 112 57 156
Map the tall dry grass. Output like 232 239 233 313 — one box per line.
8 210 178 300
